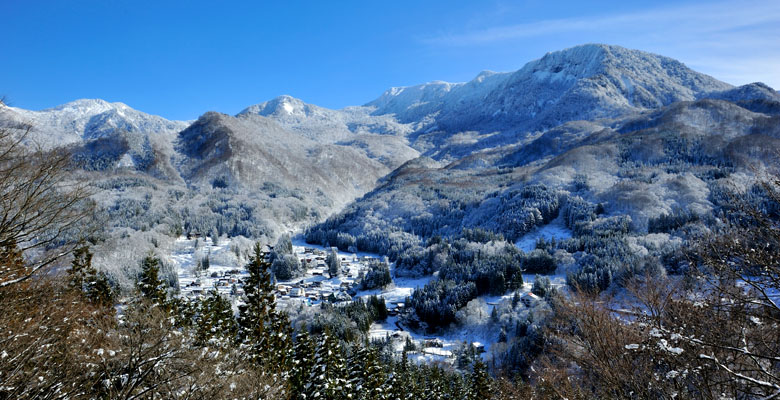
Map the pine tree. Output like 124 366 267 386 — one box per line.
195 289 237 345
137 254 168 307
469 359 491 400
289 326 316 398
73 245 114 307
238 242 292 371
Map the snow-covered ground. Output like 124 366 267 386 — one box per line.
514 218 572 252
168 234 566 366
170 236 247 301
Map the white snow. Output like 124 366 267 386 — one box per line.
514 219 572 252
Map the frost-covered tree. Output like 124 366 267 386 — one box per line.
238 242 293 371
531 275 552 298
0 125 93 288
327 247 341 278
359 259 392 290
271 253 302 280
137 254 168 307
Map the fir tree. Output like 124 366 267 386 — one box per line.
69 244 114 306
469 359 491 400
137 254 168 307
238 242 292 371
195 289 237 345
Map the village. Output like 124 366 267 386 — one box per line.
172 236 409 318
170 235 554 365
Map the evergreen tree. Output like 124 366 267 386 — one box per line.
69 244 114 306
289 326 316 398
305 330 348 400
199 250 210 272
327 247 341 278
238 242 292 371
275 233 294 255
469 359 491 400
69 245 90 292
361 346 387 400
195 289 237 345
210 227 219 246
137 254 168 306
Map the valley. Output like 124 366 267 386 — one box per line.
2 42 779 398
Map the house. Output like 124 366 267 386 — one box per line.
471 342 485 353
521 292 541 307
424 338 444 348
290 287 305 298
333 291 352 302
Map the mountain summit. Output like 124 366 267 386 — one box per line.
366 44 733 157
0 98 190 147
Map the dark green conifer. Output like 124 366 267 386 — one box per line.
195 289 236 344
469 359 491 400
137 253 168 307
238 242 292 371
69 244 114 306
289 326 316 398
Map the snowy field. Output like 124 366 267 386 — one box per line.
514 218 572 252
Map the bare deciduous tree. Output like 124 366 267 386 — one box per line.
0 123 94 287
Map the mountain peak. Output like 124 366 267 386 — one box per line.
238 95 309 117
2 98 189 147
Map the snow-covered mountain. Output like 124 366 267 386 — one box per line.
0 99 190 148
366 44 734 158
2 43 778 243
175 111 403 208
238 95 413 142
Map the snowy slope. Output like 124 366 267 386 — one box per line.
238 95 414 142
366 44 734 158
0 99 190 148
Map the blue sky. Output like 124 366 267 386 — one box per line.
2 0 779 120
